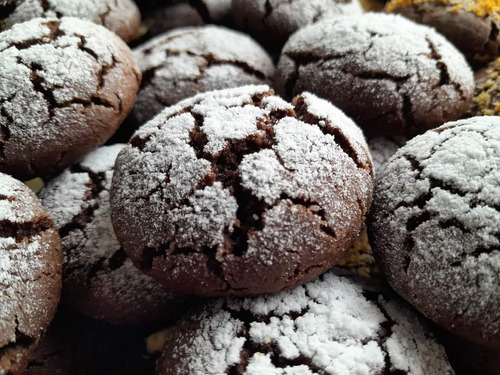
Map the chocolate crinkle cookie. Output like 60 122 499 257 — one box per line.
111 85 374 297
39 145 190 325
369 116 500 349
130 26 274 127
468 57 500 117
232 0 363 52
0 17 141 180
156 271 454 375
385 0 500 65
0 173 62 375
275 13 474 137
0 0 141 42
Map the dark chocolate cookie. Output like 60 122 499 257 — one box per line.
0 0 141 42
130 26 274 127
275 13 474 137
111 85 374 297
468 57 499 116
0 17 141 180
232 0 363 52
156 271 454 375
385 0 500 65
39 145 190 325
369 116 500 349
0 172 62 375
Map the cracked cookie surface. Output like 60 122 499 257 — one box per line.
0 172 62 375
130 26 275 128
0 17 141 180
111 85 374 297
385 0 500 64
275 13 474 137
39 145 190 325
0 0 141 42
369 116 500 349
232 0 363 51
156 271 454 375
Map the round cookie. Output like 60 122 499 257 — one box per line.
0 0 141 42
0 17 141 180
156 271 454 375
369 116 500 348
468 57 500 116
0 172 62 375
111 85 374 297
275 13 474 137
39 145 190 325
385 0 500 65
368 135 407 172
232 0 363 51
130 26 275 127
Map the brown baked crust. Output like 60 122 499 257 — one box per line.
275 13 474 137
0 17 141 180
0 173 62 375
111 85 374 297
386 0 500 64
0 0 141 42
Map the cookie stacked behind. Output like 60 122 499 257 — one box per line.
39 145 191 325
0 17 141 180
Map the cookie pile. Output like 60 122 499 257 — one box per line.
0 0 498 374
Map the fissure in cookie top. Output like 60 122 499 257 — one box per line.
111 85 374 297
156 272 454 375
370 116 500 348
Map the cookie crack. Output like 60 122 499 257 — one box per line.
0 217 54 241
5 20 64 52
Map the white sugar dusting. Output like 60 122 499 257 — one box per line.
160 272 453 374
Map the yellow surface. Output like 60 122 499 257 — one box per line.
386 0 500 19
337 228 380 279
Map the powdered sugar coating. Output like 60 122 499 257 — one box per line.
369 116 500 348
0 17 140 180
276 13 474 136
131 25 275 126
39 145 187 325
111 85 374 296
232 0 363 50
1 0 141 41
156 272 453 375
0 172 61 375
368 136 407 172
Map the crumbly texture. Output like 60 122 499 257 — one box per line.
156 271 454 375
0 172 62 375
275 13 474 137
130 26 275 130
232 0 363 51
0 0 141 42
368 135 407 172
385 0 500 64
111 85 374 297
336 227 380 279
0 17 141 180
39 145 189 325
369 116 500 349
468 57 500 116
